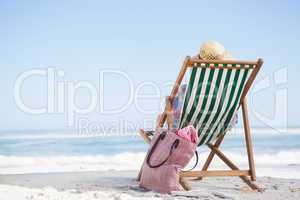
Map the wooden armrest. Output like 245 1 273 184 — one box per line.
139 129 152 144
144 130 155 136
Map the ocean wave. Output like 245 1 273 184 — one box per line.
1 150 300 178
0 133 138 140
0 128 299 140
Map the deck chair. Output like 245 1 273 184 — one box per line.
138 56 264 191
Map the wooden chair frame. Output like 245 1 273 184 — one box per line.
138 56 264 191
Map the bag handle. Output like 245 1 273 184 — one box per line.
182 150 199 172
146 132 180 168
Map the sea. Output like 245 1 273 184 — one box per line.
0 128 299 179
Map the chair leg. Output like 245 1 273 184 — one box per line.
207 144 261 191
242 100 256 181
137 129 152 181
195 135 225 180
179 177 192 191
137 163 143 181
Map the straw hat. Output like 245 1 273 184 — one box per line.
222 51 234 60
199 41 233 60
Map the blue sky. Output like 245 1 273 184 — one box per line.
0 1 299 130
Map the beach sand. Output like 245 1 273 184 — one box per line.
0 171 299 200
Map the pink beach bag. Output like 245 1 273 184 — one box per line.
140 127 198 193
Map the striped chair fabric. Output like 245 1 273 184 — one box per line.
178 63 255 146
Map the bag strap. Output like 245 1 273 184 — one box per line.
182 150 199 171
146 132 180 168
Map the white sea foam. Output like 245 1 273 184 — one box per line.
0 132 138 140
1 150 300 179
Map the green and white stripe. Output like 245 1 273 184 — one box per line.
179 64 253 146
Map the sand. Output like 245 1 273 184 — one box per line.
0 171 299 200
